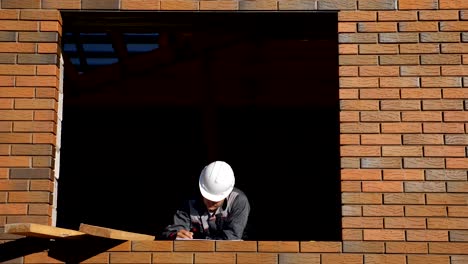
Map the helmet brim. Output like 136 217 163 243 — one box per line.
199 181 233 202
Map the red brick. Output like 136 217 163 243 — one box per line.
0 44 35 54
0 203 27 214
0 156 30 167
0 20 38 31
399 0 438 10
447 158 468 169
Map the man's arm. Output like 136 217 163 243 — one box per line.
214 194 250 240
161 203 192 240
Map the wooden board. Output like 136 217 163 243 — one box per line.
4 223 86 239
79 223 155 241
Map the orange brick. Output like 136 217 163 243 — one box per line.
15 99 56 110
37 65 59 76
7 215 50 225
381 123 422 134
419 10 459 20
258 241 299 252
340 111 359 122
0 88 35 98
152 253 193 264
341 146 381 156
358 22 397 32
402 112 442 122
341 134 360 144
361 134 402 145
381 99 422 110
360 111 400 122
399 21 438 32
0 156 30 167
0 133 32 143
0 203 28 214
444 111 468 122
342 229 363 240
40 21 62 32
0 76 15 86
174 240 214 251
300 241 342 253
439 0 468 9
131 241 172 251
0 179 28 190
364 230 405 241
28 203 52 215
384 193 425 204
200 1 238 11
322 254 363 264
422 77 462 88
423 100 463 110
406 205 447 216
342 217 383 228
30 180 54 191
447 158 468 169
359 65 399 76
407 255 450 264
423 122 464 133
339 44 358 54
13 121 55 133
34 110 57 121
16 76 58 87
340 100 379 110
360 89 400 99
363 205 404 216
365 254 406 264
428 218 468 229
35 88 59 99
160 0 199 10
341 169 381 180
109 252 151 263
338 22 357 33
339 89 359 99
38 43 58 53
378 11 417 21
108 241 131 251
236 253 277 264
342 181 362 192
342 193 382 204
441 43 468 53
340 66 358 77
239 0 277 10
399 43 440 54
400 66 440 76
380 77 419 88
399 0 438 10
0 43 36 54
384 217 426 229
443 88 468 98
382 146 422 157
20 9 61 21
362 181 403 192
385 242 428 253
427 194 468 205
194 253 236 264
0 99 13 109
407 230 448 241
424 146 466 157
278 253 320 264
448 206 468 217
342 205 362 216
0 10 19 19
383 169 424 180
41 0 81 9
340 77 378 88
0 20 38 31
339 11 376 22
215 241 257 252
8 191 50 203
33 133 56 144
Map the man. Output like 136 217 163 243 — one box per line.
161 160 250 240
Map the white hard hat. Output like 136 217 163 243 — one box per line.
199 161 235 202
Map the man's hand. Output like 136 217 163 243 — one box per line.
177 229 193 239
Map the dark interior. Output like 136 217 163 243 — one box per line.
57 11 341 241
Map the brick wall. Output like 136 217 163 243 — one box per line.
0 0 467 263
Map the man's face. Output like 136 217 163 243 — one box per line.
203 197 224 213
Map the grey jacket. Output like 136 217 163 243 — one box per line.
161 187 250 240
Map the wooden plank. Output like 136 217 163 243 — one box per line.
79 223 155 241
4 223 86 239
